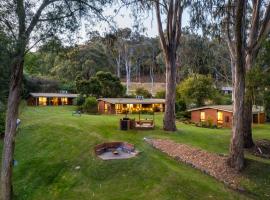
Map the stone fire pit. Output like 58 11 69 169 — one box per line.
94 142 139 160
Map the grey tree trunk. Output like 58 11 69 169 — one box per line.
116 54 121 78
230 59 236 102
1 56 24 200
227 0 246 171
163 53 177 131
243 53 255 148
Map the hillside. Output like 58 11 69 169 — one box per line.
122 82 166 95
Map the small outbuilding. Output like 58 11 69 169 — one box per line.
27 93 78 106
188 105 265 128
97 98 165 114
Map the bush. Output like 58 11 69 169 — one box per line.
74 95 85 106
175 99 186 112
176 111 190 121
155 90 165 98
135 87 152 98
82 97 98 114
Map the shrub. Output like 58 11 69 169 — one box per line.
135 87 152 98
82 97 98 114
176 111 190 121
175 99 187 112
74 95 85 106
155 90 165 98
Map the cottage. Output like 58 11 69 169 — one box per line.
188 105 265 128
97 98 165 114
27 93 78 106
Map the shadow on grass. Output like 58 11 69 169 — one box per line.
241 158 270 200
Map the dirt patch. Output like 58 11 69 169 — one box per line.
248 139 270 159
146 139 243 190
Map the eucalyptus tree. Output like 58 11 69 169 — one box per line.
0 0 112 199
242 0 270 148
196 0 270 148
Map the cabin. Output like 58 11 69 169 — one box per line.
97 98 165 114
27 93 78 106
188 105 265 128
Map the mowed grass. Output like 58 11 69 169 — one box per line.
0 106 270 200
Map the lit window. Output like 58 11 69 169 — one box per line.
104 103 108 112
200 112 205 122
217 111 223 123
39 97 47 106
61 97 68 105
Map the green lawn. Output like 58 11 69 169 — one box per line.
1 106 270 200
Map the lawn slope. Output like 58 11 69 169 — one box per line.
1 106 269 199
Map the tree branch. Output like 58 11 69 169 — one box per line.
155 0 168 55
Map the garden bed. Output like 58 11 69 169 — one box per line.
146 138 243 190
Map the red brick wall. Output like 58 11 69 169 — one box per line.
222 111 233 128
98 101 105 114
190 108 233 128
191 110 201 123
204 108 217 124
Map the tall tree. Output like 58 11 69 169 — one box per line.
154 0 185 131
243 0 270 148
0 0 111 199
227 0 246 171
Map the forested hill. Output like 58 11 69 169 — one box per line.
24 28 231 87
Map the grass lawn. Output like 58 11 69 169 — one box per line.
1 106 270 200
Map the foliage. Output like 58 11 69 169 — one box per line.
0 30 11 104
175 99 187 112
96 71 124 97
155 90 165 98
76 71 124 98
22 75 60 99
176 111 190 121
0 103 5 136
135 87 152 98
177 74 218 107
74 95 85 107
82 97 98 114
59 82 77 93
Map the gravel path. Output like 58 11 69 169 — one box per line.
146 139 243 190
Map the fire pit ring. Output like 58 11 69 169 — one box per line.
94 142 139 160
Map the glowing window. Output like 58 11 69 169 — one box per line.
217 111 223 123
200 112 205 122
61 97 68 105
104 103 108 112
39 97 47 106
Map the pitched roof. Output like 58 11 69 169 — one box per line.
187 105 264 114
30 93 78 98
98 98 165 104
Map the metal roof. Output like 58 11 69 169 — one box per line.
30 93 78 98
98 98 165 104
187 105 264 114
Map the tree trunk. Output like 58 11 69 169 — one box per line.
227 0 246 171
1 57 24 200
163 53 177 131
243 53 255 148
243 97 254 148
116 54 121 78
230 58 236 102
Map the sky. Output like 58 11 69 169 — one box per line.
77 6 190 44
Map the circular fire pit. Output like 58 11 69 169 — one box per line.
94 142 139 160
